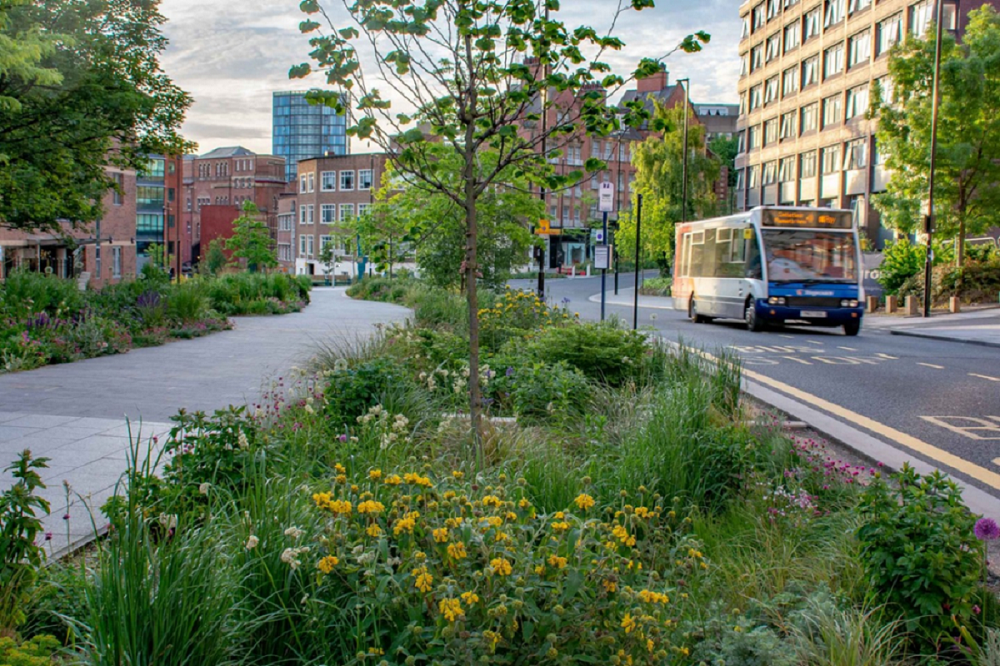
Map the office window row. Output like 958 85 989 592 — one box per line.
743 65 885 121
737 137 885 190
319 169 374 192
741 0 868 41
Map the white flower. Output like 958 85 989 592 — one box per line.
280 548 300 569
237 431 250 450
649 313 658 321
304 404 315 415
245 535 260 550
199 482 211 495
334 359 348 372
284 526 305 539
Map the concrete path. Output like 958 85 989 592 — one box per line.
0 288 409 555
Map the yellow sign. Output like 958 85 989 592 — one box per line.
744 228 753 239
535 219 562 236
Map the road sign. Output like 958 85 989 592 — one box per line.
535 219 562 235
594 244 611 270
595 230 605 243
599 182 614 213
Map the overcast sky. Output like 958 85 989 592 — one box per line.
159 0 741 156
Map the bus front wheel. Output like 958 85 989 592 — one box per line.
843 320 861 336
745 300 764 332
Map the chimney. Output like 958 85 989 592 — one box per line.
636 64 668 94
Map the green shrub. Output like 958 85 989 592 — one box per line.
410 285 468 330
488 361 590 420
857 465 981 650
520 320 656 387
639 277 672 297
0 452 50 629
0 269 85 320
323 357 416 428
0 634 63 665
164 283 209 323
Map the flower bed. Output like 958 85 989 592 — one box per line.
0 270 310 373
5 282 1000 665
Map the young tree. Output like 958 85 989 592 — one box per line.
225 201 277 273
709 134 739 214
616 103 721 273
293 0 708 442
0 0 193 231
204 239 227 276
874 5 1000 267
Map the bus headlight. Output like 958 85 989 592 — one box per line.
768 296 786 305
840 299 859 308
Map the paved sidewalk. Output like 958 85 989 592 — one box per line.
588 287 676 310
0 288 409 555
866 307 1000 348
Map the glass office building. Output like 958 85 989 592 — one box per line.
272 91 349 183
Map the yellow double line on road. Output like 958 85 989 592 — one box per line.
697 348 1000 491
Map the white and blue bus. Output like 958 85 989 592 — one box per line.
672 206 865 336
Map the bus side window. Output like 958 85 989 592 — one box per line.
745 230 762 280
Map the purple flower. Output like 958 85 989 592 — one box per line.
338 434 348 443
974 605 982 615
62 513 70 521
976 518 1000 541
505 366 514 377
44 532 52 541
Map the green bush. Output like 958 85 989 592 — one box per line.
519 320 657 387
0 634 63 665
487 361 590 420
0 452 50 629
164 283 209 323
323 357 416 428
877 238 925 294
0 269 85 320
857 465 982 650
638 276 672 297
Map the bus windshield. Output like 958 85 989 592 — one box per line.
762 229 858 283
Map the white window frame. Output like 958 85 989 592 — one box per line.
358 169 374 190
780 111 797 139
307 234 315 257
804 7 821 40
321 171 337 191
848 30 871 68
339 170 355 191
339 203 355 222
846 83 870 119
824 0 844 27
783 66 799 96
824 43 844 79
321 204 336 224
112 247 122 278
802 55 819 87
877 13 903 56
784 22 800 51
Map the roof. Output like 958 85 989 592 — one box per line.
199 146 255 159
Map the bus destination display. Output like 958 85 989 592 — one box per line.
761 210 852 229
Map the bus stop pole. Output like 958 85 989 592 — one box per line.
633 194 642 330
601 211 608 321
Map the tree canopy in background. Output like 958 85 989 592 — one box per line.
226 202 277 273
0 0 192 232
874 5 1000 266
616 103 721 273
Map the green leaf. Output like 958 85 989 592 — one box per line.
289 63 312 79
299 0 319 13
299 20 321 33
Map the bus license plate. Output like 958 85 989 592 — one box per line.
800 310 827 318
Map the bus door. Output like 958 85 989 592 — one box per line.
712 226 749 318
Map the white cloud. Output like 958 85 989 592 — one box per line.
159 0 740 156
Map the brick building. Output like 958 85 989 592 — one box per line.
734 0 1000 248
182 146 288 264
289 153 388 276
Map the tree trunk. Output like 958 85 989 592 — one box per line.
464 145 482 458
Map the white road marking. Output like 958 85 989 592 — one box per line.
782 356 813 365
807 340 825 346
918 363 945 370
876 353 899 360
838 346 858 351
970 373 1000 382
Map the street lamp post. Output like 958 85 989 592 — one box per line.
923 0 946 318
678 78 690 225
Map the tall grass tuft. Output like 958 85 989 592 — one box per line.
791 604 906 666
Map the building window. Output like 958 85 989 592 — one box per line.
764 76 779 105
358 203 371 218
751 44 764 71
112 247 122 279
823 43 844 79
764 117 779 145
766 33 781 62
753 3 765 30
784 21 800 52
782 66 799 97
875 75 896 108
849 0 871 14
800 102 819 133
821 145 842 174
848 30 871 68
803 6 821 41
780 111 797 139
112 173 124 206
737 130 746 154
824 0 844 28
300 206 308 225
742 15 751 39
307 234 315 257
802 55 819 87
339 203 355 222
299 174 308 192
358 169 374 190
321 171 336 191
844 139 867 170
800 151 818 178
822 94 843 128
749 85 763 111
779 157 796 182
872 137 886 166
909 0 934 36
740 53 749 77
321 204 336 224
748 125 762 150
320 235 332 252
340 170 355 191
877 13 903 56
762 161 778 185
767 0 780 20
846 83 870 120
307 173 315 193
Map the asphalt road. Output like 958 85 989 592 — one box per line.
511 273 1000 502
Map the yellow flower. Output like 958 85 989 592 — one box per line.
603 579 618 593
490 557 512 576
445 516 464 529
551 521 570 532
680 647 690 656
460 591 479 605
403 472 433 487
495 532 510 542
317 555 339 573
518 498 532 509
334 463 346 474
452 470 464 480
621 612 637 634
447 542 468 560
394 516 416 535
547 555 568 569
369 469 382 480
439 597 464 622
638 589 669 605
483 516 503 529
554 511 565 520
482 495 503 508
366 524 383 537
574 493 596 511
647 638 655 653
357 500 385 515
384 474 403 485
433 527 450 543
634 506 651 519
412 566 433 593
534 564 546 575
505 511 517 521
612 524 636 547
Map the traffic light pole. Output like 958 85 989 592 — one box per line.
600 211 608 321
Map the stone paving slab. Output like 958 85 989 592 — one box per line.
0 288 410 557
